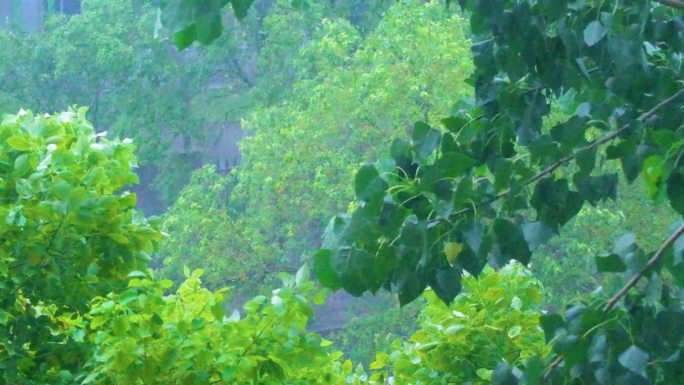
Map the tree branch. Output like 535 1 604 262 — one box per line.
527 87 684 187
654 0 684 11
603 221 684 312
450 88 684 219
543 221 684 382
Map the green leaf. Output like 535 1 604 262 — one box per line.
173 25 197 50
595 253 627 272
369 352 389 369
396 268 426 306
355 164 388 202
540 314 565 343
492 363 517 385
521 221 554 251
667 171 684 216
112 317 129 336
313 249 341 289
195 13 223 45
6 135 32 151
507 325 522 338
230 0 255 19
429 266 462 304
643 155 664 199
109 233 129 244
89 315 107 330
531 178 583 227
583 21 607 47
412 121 441 161
492 218 531 265
618 345 649 378
221 366 237 381
14 153 30 175
295 263 310 285
444 241 463 265
126 271 146 278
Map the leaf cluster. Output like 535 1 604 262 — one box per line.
0 109 161 383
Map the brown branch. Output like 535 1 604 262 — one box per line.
524 88 684 382
543 221 684 382
603 221 684 312
654 0 684 11
528 87 684 187
544 356 564 381
450 88 684 219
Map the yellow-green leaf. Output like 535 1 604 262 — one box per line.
109 233 129 244
6 135 32 151
444 242 463 265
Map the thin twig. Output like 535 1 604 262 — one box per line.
528 88 684 186
543 222 684 382
537 88 684 381
654 0 684 11
450 88 684 219
544 356 564 381
603 221 684 312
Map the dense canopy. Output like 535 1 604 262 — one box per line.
1 1 683 384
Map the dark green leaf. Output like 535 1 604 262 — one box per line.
492 218 531 265
492 363 518 385
595 253 627 272
173 25 197 51
540 314 565 343
412 122 441 161
619 345 649 378
355 164 388 202
428 267 461 304
584 21 607 47
230 0 255 19
667 171 684 216
313 249 341 289
195 14 223 45
522 221 555 251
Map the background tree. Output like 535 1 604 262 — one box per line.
368 264 549 384
157 0 473 292
156 2 473 362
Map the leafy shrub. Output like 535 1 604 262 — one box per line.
0 109 161 383
82 268 355 384
368 264 550 384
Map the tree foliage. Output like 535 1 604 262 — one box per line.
0 0 216 204
4 1 684 384
81 268 353 385
368 264 549 384
158 0 473 292
314 1 684 384
0 110 356 385
0 109 161 383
